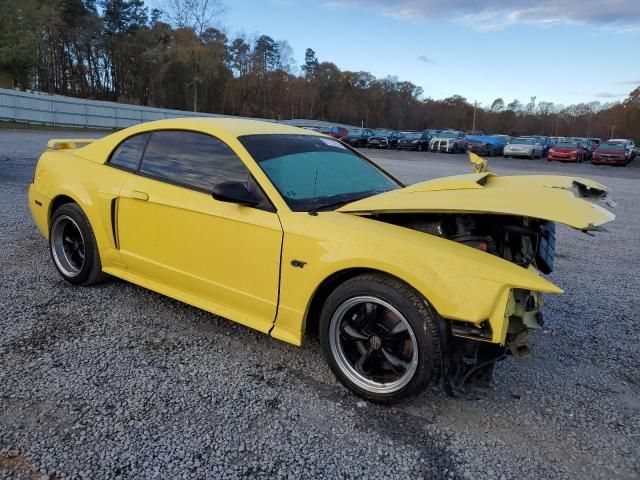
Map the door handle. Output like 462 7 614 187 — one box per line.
131 190 149 201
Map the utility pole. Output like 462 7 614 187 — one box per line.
472 100 477 132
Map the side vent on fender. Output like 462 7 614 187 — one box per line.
110 198 119 249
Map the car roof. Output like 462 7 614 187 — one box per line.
118 117 323 139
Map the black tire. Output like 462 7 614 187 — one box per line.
530 150 535 160
319 273 441 404
49 203 106 286
417 143 423 152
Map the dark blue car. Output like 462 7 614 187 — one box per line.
465 134 506 157
532 136 552 156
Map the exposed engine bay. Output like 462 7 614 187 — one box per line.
371 212 557 397
372 213 556 274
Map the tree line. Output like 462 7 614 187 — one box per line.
1 0 638 140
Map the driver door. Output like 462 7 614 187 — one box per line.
116 130 283 333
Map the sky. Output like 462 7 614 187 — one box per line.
152 0 640 107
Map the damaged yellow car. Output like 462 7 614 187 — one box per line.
28 119 615 403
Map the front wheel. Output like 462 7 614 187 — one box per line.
49 203 106 286
319 274 441 404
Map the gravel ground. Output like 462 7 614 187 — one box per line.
1 129 638 479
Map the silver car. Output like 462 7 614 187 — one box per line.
429 130 467 153
503 137 544 159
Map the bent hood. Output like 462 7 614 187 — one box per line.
338 173 615 231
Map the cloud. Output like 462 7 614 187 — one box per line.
587 92 626 98
417 55 432 63
570 92 627 98
613 80 640 86
328 1 640 31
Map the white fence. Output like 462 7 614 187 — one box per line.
0 87 359 131
0 87 272 129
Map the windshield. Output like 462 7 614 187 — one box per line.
598 143 625 151
439 131 459 138
346 129 364 137
404 133 422 140
511 138 534 145
533 136 547 143
373 129 393 136
555 141 578 147
239 134 401 211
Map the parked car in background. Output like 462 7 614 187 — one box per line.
568 137 594 160
608 139 637 160
429 130 467 153
424 129 442 140
307 126 332 135
592 141 634 165
532 136 552 156
547 140 589 163
397 131 430 151
367 129 402 149
465 135 506 157
330 126 349 139
549 137 565 146
493 134 512 145
503 137 544 159
341 128 374 148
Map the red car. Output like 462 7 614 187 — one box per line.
592 142 631 166
547 140 589 163
330 126 349 139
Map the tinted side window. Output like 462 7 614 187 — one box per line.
109 133 150 170
140 131 250 191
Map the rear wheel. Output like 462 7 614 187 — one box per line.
49 203 106 286
319 274 441 404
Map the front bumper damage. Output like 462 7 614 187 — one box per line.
438 288 545 397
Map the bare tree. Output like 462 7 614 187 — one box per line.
164 0 226 36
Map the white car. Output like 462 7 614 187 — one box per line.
429 130 467 153
504 137 544 159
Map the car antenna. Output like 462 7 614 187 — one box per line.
309 170 319 216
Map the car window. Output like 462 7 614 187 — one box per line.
139 130 250 192
239 134 400 212
108 133 150 170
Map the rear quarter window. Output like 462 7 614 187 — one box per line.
108 133 150 170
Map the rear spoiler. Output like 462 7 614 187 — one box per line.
47 139 96 150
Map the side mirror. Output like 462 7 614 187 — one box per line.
212 181 259 206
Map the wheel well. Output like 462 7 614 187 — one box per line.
49 195 76 224
304 268 373 337
304 268 431 337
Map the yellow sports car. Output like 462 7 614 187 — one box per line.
28 118 614 403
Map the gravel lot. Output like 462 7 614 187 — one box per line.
1 129 639 479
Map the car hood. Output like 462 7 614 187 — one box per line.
337 172 615 231
505 143 533 149
596 149 625 154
